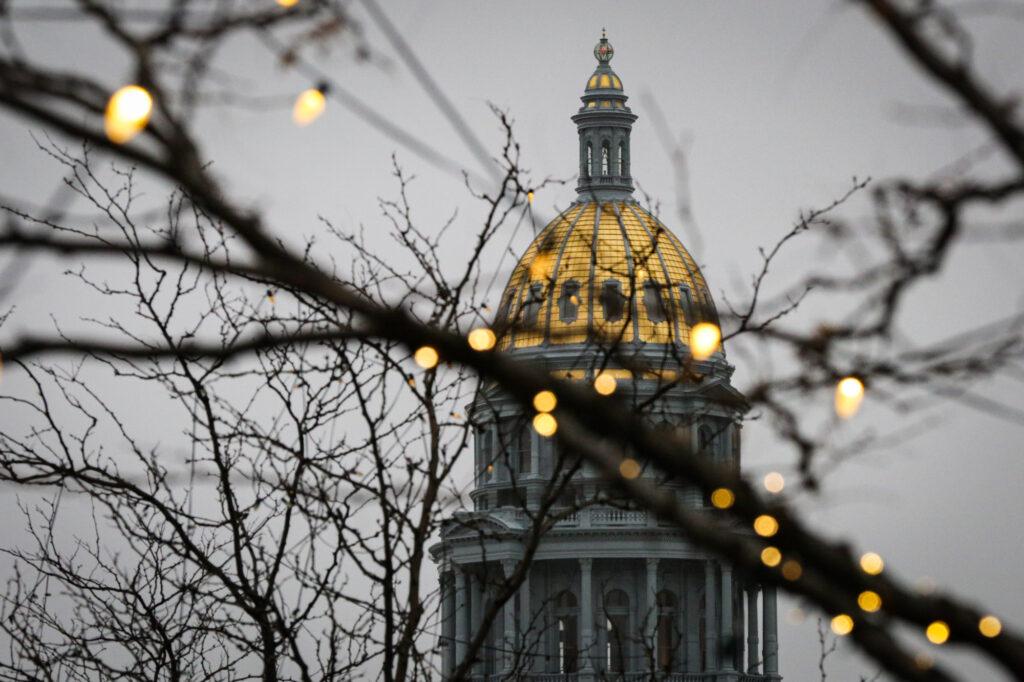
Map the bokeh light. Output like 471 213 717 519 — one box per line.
764 471 785 494
533 390 557 413
533 412 557 437
293 87 326 125
710 488 734 509
105 85 153 144
594 371 617 395
468 327 496 351
830 614 854 636
413 346 439 369
689 323 721 361
835 376 865 419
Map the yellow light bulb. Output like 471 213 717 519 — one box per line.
830 614 854 636
689 323 721 361
619 457 641 479
276 0 299 6
760 546 782 567
527 190 535 204
293 87 326 126
753 514 779 538
835 376 865 419
105 85 153 144
764 471 785 494
710 488 734 509
594 371 617 396
532 390 557 413
413 346 439 369
857 590 882 613
925 621 950 645
533 412 557 437
467 327 497 351
979 615 1002 638
859 552 884 576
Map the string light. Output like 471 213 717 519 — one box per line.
926 621 950 645
533 412 557 437
830 614 854 636
835 376 865 419
276 0 299 6
859 552 884 576
979 615 1002 638
619 457 641 479
533 390 557 413
594 371 617 396
293 85 327 126
266 289 277 305
764 471 785 494
710 488 734 509
753 515 779 538
414 346 439 369
527 190 535 204
781 560 802 581
858 590 882 613
760 546 782 567
468 327 497 351
104 85 153 144
689 322 721 361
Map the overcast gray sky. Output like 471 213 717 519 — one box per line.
1 1 1023 679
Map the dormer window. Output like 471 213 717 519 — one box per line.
643 280 668 323
599 279 625 322
586 143 593 178
558 280 581 323
521 283 544 327
601 142 610 176
616 142 624 176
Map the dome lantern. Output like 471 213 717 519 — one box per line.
573 31 637 200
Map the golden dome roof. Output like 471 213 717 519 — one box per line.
497 200 718 351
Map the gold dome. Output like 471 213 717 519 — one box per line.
497 200 718 351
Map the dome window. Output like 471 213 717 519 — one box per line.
643 280 668 323
599 279 625 322
678 284 694 324
521 282 544 328
558 280 581 323
586 143 593 177
601 142 610 175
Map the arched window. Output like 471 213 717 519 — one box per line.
517 424 532 474
478 427 493 484
521 282 544 328
643 280 668 323
678 284 694 325
586 143 593 178
558 280 581 323
604 589 629 673
555 590 579 673
698 423 717 455
599 279 625 322
601 142 610 175
657 590 680 671
618 142 626 175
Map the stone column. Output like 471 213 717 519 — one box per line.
763 585 779 675
520 565 532 673
703 561 717 671
579 558 595 674
454 569 468 670
747 586 760 674
720 563 734 671
470 571 484 674
685 565 700 672
645 558 659 671
502 560 518 672
440 570 453 677
734 580 745 672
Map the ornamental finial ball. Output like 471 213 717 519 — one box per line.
594 31 614 64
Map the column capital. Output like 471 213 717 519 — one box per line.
578 556 593 571
502 558 518 575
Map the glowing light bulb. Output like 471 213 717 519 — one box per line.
830 614 854 636
760 546 782 567
527 190 535 204
293 87 326 126
858 590 882 613
689 323 721 361
593 371 617 396
266 289 277 305
781 560 802 581
105 85 153 144
979 616 1002 638
533 390 557 413
619 457 641 479
468 327 496 351
277 0 299 6
926 621 950 645
835 376 865 419
753 515 779 538
533 412 557 437
414 346 439 369
710 488 734 509
859 552 884 576
764 471 785 494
